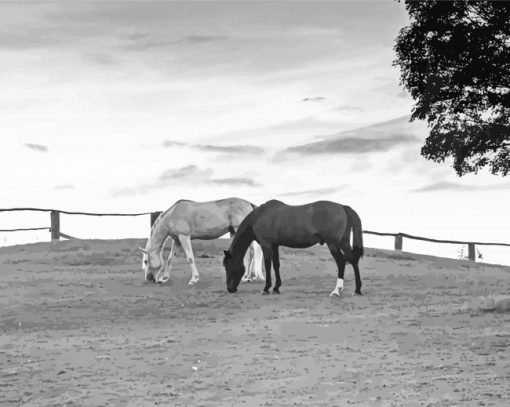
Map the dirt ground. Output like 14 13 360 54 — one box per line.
0 238 509 407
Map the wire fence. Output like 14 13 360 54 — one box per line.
1 207 509 262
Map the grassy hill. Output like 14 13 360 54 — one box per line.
1 238 509 406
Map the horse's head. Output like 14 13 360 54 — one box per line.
138 243 163 283
223 250 245 293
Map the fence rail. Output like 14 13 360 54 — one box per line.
1 208 509 262
364 230 510 261
0 227 50 232
0 208 153 216
365 230 510 247
0 208 161 242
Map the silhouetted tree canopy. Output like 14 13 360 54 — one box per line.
394 1 510 176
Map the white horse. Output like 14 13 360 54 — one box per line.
139 198 264 285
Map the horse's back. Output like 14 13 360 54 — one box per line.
163 198 256 238
257 199 345 217
170 197 252 214
253 200 349 246
284 200 347 229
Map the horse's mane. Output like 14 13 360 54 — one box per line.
175 199 193 204
229 201 273 253
261 199 284 207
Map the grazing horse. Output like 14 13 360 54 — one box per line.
140 198 264 285
223 199 364 296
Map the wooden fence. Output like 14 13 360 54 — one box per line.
363 230 510 261
1 208 509 262
0 208 161 241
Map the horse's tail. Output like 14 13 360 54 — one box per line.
344 206 364 259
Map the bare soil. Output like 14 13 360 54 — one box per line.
1 239 509 406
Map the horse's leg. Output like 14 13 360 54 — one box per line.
327 243 346 297
154 236 170 283
243 243 255 282
253 242 265 281
340 237 362 295
350 247 363 296
340 235 353 263
178 235 200 285
261 245 273 295
272 245 282 294
159 239 181 283
157 235 169 272
230 227 252 282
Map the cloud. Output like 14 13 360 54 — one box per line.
302 97 326 102
202 116 347 146
334 105 364 113
349 159 373 172
113 165 259 196
212 178 260 187
194 144 264 154
127 32 149 41
0 1 406 83
124 40 174 51
283 134 418 155
280 115 423 156
162 140 264 154
125 35 226 51
24 143 48 152
411 182 467 193
84 53 117 65
53 184 74 190
280 186 343 198
158 165 212 183
162 140 187 148
184 35 225 44
0 28 58 50
111 188 137 198
411 181 510 193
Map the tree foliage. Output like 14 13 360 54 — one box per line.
394 1 510 176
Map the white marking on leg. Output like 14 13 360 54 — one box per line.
329 278 344 297
178 235 199 285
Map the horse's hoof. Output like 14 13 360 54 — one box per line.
353 290 363 296
329 290 342 297
260 290 270 296
188 280 199 286
272 288 280 295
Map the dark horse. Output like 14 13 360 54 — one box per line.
223 199 364 296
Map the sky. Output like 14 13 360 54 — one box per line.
1 0 509 265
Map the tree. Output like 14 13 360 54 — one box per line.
394 1 510 176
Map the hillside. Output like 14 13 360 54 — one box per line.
1 238 509 406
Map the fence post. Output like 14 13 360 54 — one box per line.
468 243 476 261
394 234 403 251
150 211 162 228
50 211 60 242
